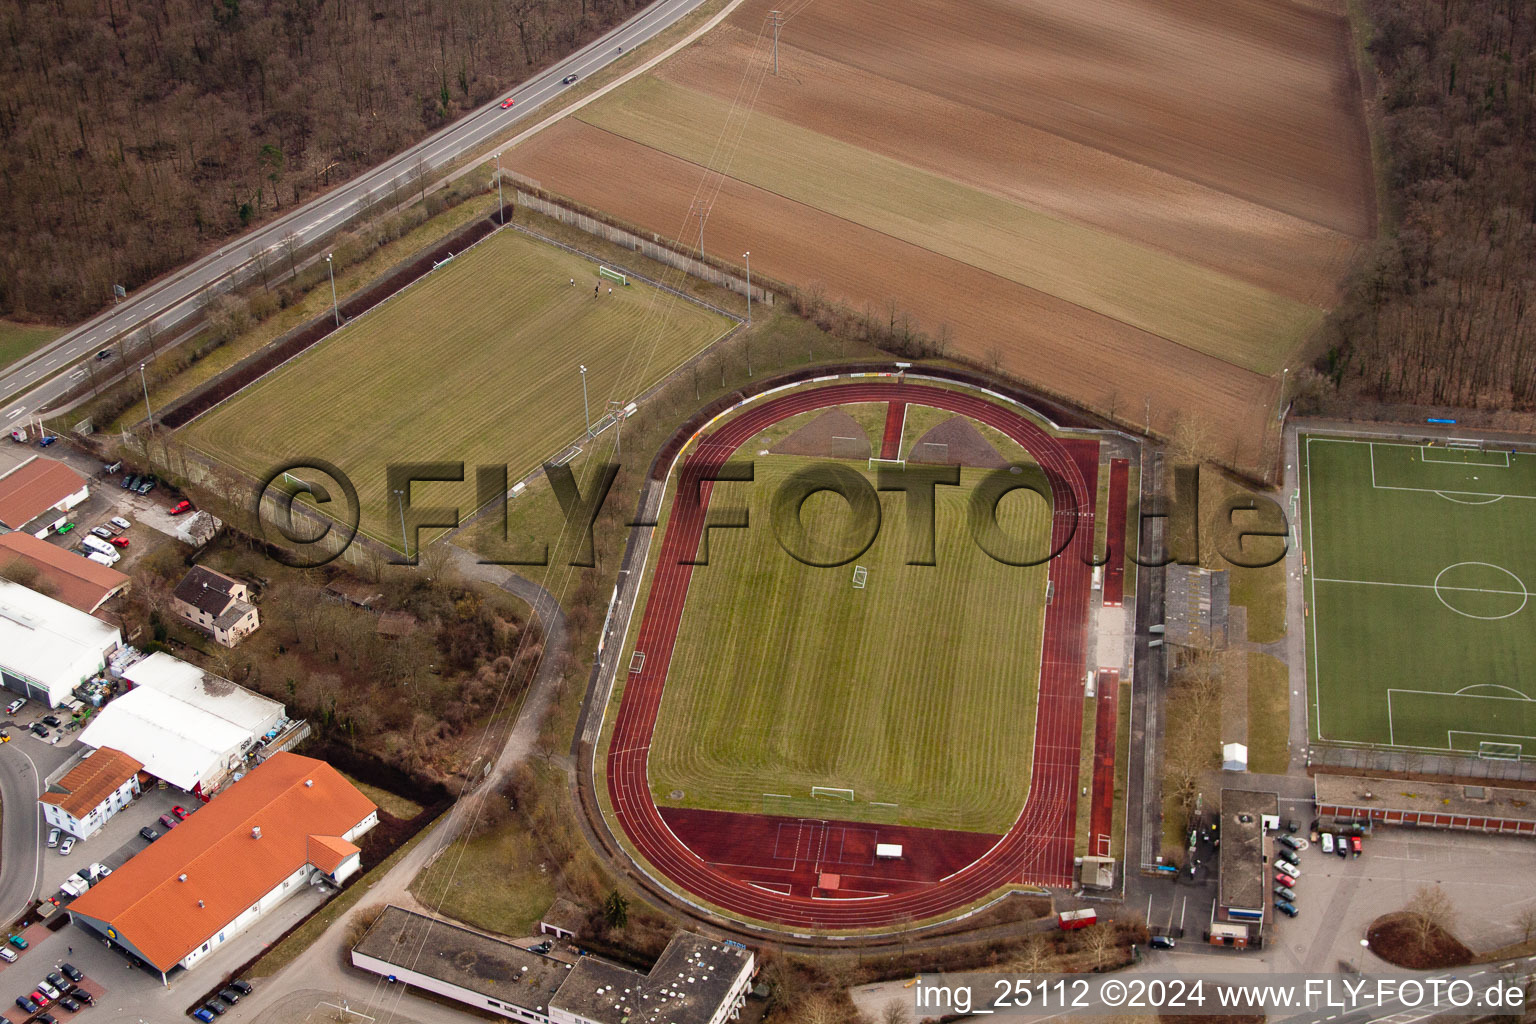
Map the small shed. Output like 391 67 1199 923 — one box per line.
539 897 586 940
1222 742 1248 772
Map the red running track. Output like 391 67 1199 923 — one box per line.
879 400 906 460
1088 670 1120 858
606 382 1097 928
1102 458 1130 607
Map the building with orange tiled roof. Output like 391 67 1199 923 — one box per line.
0 456 88 532
67 751 377 981
0 531 129 613
40 746 144 840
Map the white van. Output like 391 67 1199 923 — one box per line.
1321 833 1335 855
86 552 118 567
80 536 119 561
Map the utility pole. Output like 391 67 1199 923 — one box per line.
494 150 505 224
769 11 782 76
325 254 340 326
689 200 707 258
1277 366 1289 421
743 251 751 325
580 364 591 437
608 400 625 456
394 488 409 560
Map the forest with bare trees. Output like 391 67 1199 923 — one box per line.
0 0 647 322
1325 0 1536 411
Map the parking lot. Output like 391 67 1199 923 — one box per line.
1133 825 1536 973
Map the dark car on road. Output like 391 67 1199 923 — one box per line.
561 73 577 84
96 349 112 361
15 996 37 1014
30 722 48 737
1278 834 1304 850
218 988 241 1004
1275 900 1299 917
139 826 159 842
41 715 61 728
158 813 178 830
60 964 82 982
203 998 228 1015
230 980 253 995
1149 936 1175 950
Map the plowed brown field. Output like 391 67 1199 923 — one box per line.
509 0 1373 467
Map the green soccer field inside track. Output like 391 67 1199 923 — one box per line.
1301 435 1536 758
647 452 1054 834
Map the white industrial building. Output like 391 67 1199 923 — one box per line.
0 578 122 707
78 652 290 796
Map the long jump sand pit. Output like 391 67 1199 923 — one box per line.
511 0 1374 468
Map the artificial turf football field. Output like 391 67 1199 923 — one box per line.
647 451 1052 835
1301 435 1536 758
186 229 732 546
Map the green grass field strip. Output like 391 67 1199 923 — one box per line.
1302 434 1536 752
0 320 61 371
1246 653 1290 773
1074 695 1096 857
577 76 1321 374
648 456 1050 833
188 229 731 548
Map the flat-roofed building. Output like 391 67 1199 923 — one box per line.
0 577 121 707
1214 788 1278 948
353 905 755 1024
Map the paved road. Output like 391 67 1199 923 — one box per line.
0 740 46 920
0 0 712 428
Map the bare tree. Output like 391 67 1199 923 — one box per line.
1083 923 1114 971
1405 884 1456 953
1009 935 1052 974
250 243 273 291
880 998 909 1024
1518 907 1536 945
281 232 302 278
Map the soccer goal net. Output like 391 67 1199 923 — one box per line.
867 457 905 472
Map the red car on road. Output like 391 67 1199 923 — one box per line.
169 500 193 515
1274 871 1297 888
500 96 515 108
172 805 190 821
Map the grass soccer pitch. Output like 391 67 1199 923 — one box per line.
1301 435 1536 759
186 229 731 546
645 452 1053 835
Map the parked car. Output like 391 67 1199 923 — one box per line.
136 477 156 494
229 979 253 996
110 536 129 548
1321 833 1335 854
1274 884 1297 900
204 998 228 1015
1350 835 1363 856
15 996 37 1014
73 990 94 1006
158 813 178 830
218 988 241 1005
172 805 190 820
45 972 66 992
47 828 60 848
1277 858 1302 877
38 435 55 447
42 714 61 728
60 996 80 1012
36 1012 57 1024
169 499 193 515
6 697 24 715
1278 834 1304 850
529 941 552 955
139 826 159 842
9 933 29 948
1275 900 1299 917
58 522 75 534
1336 838 1349 858
193 1009 217 1023
58 838 74 856
0 947 16 963
1274 871 1296 887
110 515 132 530
60 963 82 982
31 722 48 737
122 474 138 490
1149 935 1176 950
29 988 50 1007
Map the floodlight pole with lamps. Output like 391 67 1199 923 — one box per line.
1278 366 1289 421
494 150 505 224
326 254 340 327
139 363 153 429
580 365 591 437
743 251 751 325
